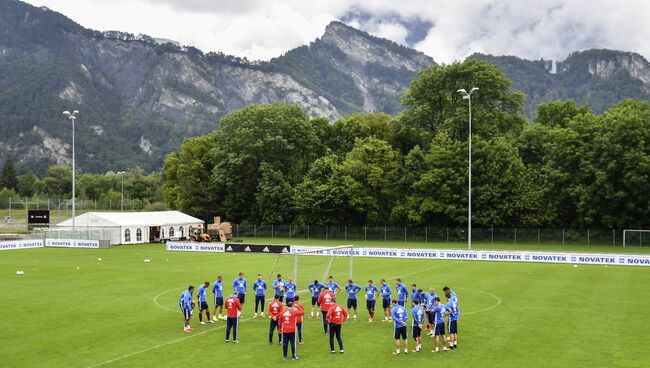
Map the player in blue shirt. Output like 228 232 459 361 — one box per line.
410 284 419 307
272 274 286 302
443 286 458 302
380 279 392 322
446 292 460 349
431 297 449 352
232 272 247 306
364 279 379 322
395 279 408 306
326 276 341 295
197 281 213 325
179 285 195 332
253 274 267 318
285 277 297 305
345 279 361 320
418 289 431 307
425 287 437 334
308 279 325 318
411 300 425 352
212 275 225 321
391 299 409 355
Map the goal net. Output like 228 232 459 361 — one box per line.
267 245 354 294
623 230 650 247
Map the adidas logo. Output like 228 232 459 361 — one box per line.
244 246 251 252
263 247 270 253
226 245 233 251
282 247 289 253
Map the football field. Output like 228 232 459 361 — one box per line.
1 243 649 368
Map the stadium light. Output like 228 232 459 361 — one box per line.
63 110 79 230
457 88 479 250
117 171 126 212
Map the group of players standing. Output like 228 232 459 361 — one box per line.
178 272 460 359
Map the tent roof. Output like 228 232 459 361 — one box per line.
56 211 203 227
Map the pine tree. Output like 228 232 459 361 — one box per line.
1 155 18 190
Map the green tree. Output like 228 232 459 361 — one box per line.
42 165 71 196
329 113 394 156
293 155 347 225
340 137 401 225
391 145 427 224
162 135 219 222
576 99 650 228
395 59 526 153
254 163 294 224
17 172 40 197
472 137 528 226
210 103 323 221
534 100 591 128
400 133 467 225
1 154 18 190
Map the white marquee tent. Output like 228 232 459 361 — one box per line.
56 211 203 245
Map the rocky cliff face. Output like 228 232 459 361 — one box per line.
0 1 433 174
2 0 650 174
473 49 650 118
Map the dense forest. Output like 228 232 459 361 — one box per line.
0 158 164 210
159 59 650 229
2 59 649 228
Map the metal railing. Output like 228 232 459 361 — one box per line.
231 225 649 247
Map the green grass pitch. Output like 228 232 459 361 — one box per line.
1 243 649 368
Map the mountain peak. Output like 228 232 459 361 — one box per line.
319 20 434 73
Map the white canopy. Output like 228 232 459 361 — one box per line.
56 211 203 228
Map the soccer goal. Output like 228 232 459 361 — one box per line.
267 245 354 289
623 230 650 248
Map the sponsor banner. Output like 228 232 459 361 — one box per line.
166 242 225 252
224 243 291 254
289 246 650 267
45 239 100 249
0 239 45 251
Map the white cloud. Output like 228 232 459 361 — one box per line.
23 0 650 63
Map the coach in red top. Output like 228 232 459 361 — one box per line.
280 301 305 360
326 297 348 354
317 289 335 334
294 295 305 344
225 292 242 343
268 294 284 344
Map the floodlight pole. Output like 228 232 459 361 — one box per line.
457 88 478 250
117 171 126 211
63 110 79 230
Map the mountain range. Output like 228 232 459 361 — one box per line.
1 0 649 174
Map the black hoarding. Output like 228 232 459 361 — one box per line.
27 210 50 224
224 243 291 254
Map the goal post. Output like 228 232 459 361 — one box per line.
623 230 650 248
267 245 354 290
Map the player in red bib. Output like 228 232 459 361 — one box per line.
326 297 348 353
268 294 284 344
317 289 335 334
225 292 242 343
294 295 305 344
280 301 305 360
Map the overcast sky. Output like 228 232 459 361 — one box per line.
24 0 650 63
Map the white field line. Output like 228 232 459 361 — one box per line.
455 286 502 315
90 259 500 367
86 319 248 368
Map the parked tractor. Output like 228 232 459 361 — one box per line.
189 225 211 242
